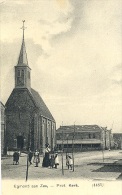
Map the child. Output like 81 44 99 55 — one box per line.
50 154 55 168
66 154 69 167
54 153 59 169
34 150 39 167
13 151 19 165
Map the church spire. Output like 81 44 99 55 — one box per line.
15 20 31 91
17 20 28 66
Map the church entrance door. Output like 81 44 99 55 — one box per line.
17 136 24 149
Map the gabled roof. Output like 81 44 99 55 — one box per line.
31 88 55 121
56 125 102 133
5 88 55 121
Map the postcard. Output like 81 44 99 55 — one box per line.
1 0 122 194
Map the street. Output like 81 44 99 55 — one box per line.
1 150 122 181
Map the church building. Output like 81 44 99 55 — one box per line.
5 21 56 153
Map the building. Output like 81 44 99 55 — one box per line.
113 133 122 149
5 22 56 154
0 102 5 155
56 125 113 152
101 127 114 149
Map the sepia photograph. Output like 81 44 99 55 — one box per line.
0 0 122 194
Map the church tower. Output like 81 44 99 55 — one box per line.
5 21 56 153
15 20 31 92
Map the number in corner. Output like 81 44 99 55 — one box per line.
92 183 104 187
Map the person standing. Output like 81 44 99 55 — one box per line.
68 156 73 170
34 150 39 167
13 150 19 165
29 150 33 165
54 153 59 169
50 153 55 168
42 144 51 167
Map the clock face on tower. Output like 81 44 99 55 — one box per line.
17 69 24 86
17 76 24 86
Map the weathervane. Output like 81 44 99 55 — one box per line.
20 20 27 40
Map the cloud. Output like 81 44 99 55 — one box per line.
50 0 84 44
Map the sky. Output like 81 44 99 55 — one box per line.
0 0 122 132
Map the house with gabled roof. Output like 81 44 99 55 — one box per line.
5 22 56 153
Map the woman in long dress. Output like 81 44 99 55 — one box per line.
42 144 51 167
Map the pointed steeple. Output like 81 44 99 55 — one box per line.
15 21 31 91
17 20 28 66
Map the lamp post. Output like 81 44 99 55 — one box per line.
26 109 32 181
72 124 75 172
102 144 104 162
109 129 111 150
66 134 69 159
26 120 31 181
102 130 104 162
26 149 29 181
29 120 31 149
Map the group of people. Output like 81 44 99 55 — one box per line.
27 144 59 169
13 144 73 170
42 144 59 169
28 149 40 167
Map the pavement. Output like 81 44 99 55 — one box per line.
1 150 122 181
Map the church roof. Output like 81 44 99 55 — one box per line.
5 88 55 122
31 88 55 121
17 38 28 66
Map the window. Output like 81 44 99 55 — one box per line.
18 70 20 77
17 70 24 86
28 71 30 79
21 70 24 78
